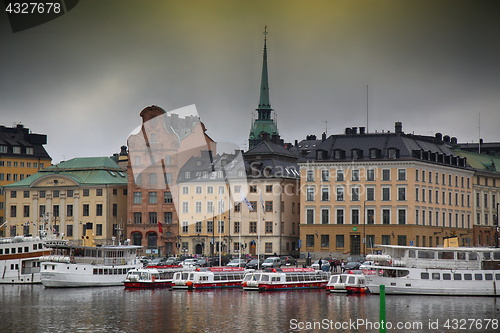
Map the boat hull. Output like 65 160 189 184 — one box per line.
124 281 172 288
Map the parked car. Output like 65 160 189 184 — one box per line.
196 257 208 267
181 258 199 268
262 256 281 268
164 257 181 265
347 256 366 263
226 259 247 267
359 260 374 269
280 256 296 266
344 261 361 270
149 257 167 266
245 259 263 270
311 259 330 270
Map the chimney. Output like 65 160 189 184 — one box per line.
451 137 457 145
345 127 351 135
294 140 298 146
322 132 326 141
480 138 483 144
351 127 358 134
443 135 450 143
120 145 128 156
271 134 280 144
435 133 442 142
261 132 271 142
395 122 403 134
359 127 365 134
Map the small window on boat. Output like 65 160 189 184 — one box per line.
397 270 409 277
408 250 416 258
104 269 109 275
421 272 429 279
432 273 440 280
483 252 491 261
443 273 451 280
437 251 454 260
348 276 356 284
493 251 500 260
286 276 292 282
468 253 478 261
417 251 435 259
182 273 189 280
99 269 103 275
0 249 3 254
253 274 261 281
261 275 269 282
464 274 472 280
474 274 483 281
495 274 500 281
11 248 15 254
457 252 466 260
214 275 220 281
453 273 461 280
24 246 29 253
292 275 298 282
39 244 43 249
298 275 304 281
33 244 37 250
485 274 493 281
244 275 252 281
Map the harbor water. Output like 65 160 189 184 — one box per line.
0 285 499 332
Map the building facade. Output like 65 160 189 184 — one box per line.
0 124 51 235
3 157 127 245
299 124 475 259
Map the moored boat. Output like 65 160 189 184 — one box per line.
124 265 184 288
172 267 245 290
326 273 368 293
242 268 330 291
364 244 500 296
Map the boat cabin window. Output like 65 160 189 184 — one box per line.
286 276 292 282
417 251 435 259
181 272 189 280
457 252 466 260
493 251 500 260
292 275 298 282
483 252 491 261
495 274 500 281
261 274 269 282
219 275 227 281
340 275 347 283
420 272 429 279
271 276 280 282
253 274 261 281
485 274 493 281
464 274 472 280
468 253 478 261
454 273 461 280
348 276 356 284
408 250 416 258
329 276 338 283
475 274 483 280
437 251 454 260
298 275 304 281
243 275 252 281
396 270 409 277
443 273 451 280
432 273 440 280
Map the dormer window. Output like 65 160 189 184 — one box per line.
185 171 190 179
196 160 202 167
26 147 34 155
388 148 399 159
369 148 381 159
0 145 6 153
333 149 345 160
351 149 363 160
13 146 21 154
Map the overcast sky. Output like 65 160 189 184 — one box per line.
1 0 499 163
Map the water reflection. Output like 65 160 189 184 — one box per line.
0 285 498 332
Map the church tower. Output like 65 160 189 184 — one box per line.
248 26 279 149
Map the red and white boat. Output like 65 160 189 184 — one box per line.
326 273 369 294
123 265 184 288
172 267 245 290
242 268 330 291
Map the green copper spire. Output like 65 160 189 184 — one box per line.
258 26 272 112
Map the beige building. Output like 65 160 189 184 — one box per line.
4 157 128 245
299 125 475 259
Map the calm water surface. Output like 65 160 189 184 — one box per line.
0 285 499 332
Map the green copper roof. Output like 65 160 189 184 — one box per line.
4 157 127 188
453 149 500 173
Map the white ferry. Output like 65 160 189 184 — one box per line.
172 267 245 290
123 265 184 289
364 243 500 296
326 273 368 294
40 234 142 288
242 268 330 291
0 228 66 284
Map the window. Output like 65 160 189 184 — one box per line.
148 212 157 224
182 186 189 195
67 225 73 237
96 204 102 216
398 187 406 201
321 170 329 181
250 185 257 193
67 190 73 197
306 235 315 247
164 191 172 204
133 192 142 204
149 191 157 204
96 224 102 236
207 221 213 233
382 235 391 245
397 235 407 246
39 205 45 217
321 187 329 201
415 188 419 201
265 243 273 253
367 209 375 224
207 186 214 194
195 221 202 233
23 205 30 217
321 209 329 224
336 209 344 224
10 191 16 198
321 235 329 247
250 222 256 233
429 171 432 183
351 209 359 224
422 171 426 182
366 187 375 201
336 235 344 248
306 209 314 224
382 188 390 201
83 204 89 216
351 170 359 181
164 212 172 224
195 201 202 214
265 221 272 233
306 187 315 201
336 187 344 201
23 190 30 198
306 170 314 181
182 202 189 214
398 209 406 225
398 169 406 181
382 209 390 224
218 221 225 233
265 201 273 212
336 170 344 181
351 187 359 201
95 189 102 196
415 169 419 181
218 186 225 194
382 169 390 181
265 185 273 193
83 189 89 197
184 171 190 179
234 221 240 233
367 169 375 181
67 204 73 217
182 221 188 233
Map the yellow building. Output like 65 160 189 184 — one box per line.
3 157 128 245
299 124 475 259
0 124 51 235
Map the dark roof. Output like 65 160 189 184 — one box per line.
246 140 297 160
0 124 51 160
177 151 245 183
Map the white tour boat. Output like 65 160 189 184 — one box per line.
172 267 245 290
326 273 369 294
364 243 500 296
242 268 330 291
40 233 142 288
0 226 66 284
123 265 184 289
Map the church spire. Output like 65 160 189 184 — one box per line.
258 26 272 112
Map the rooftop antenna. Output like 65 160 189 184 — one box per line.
366 85 369 133
324 121 330 136
478 113 481 154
